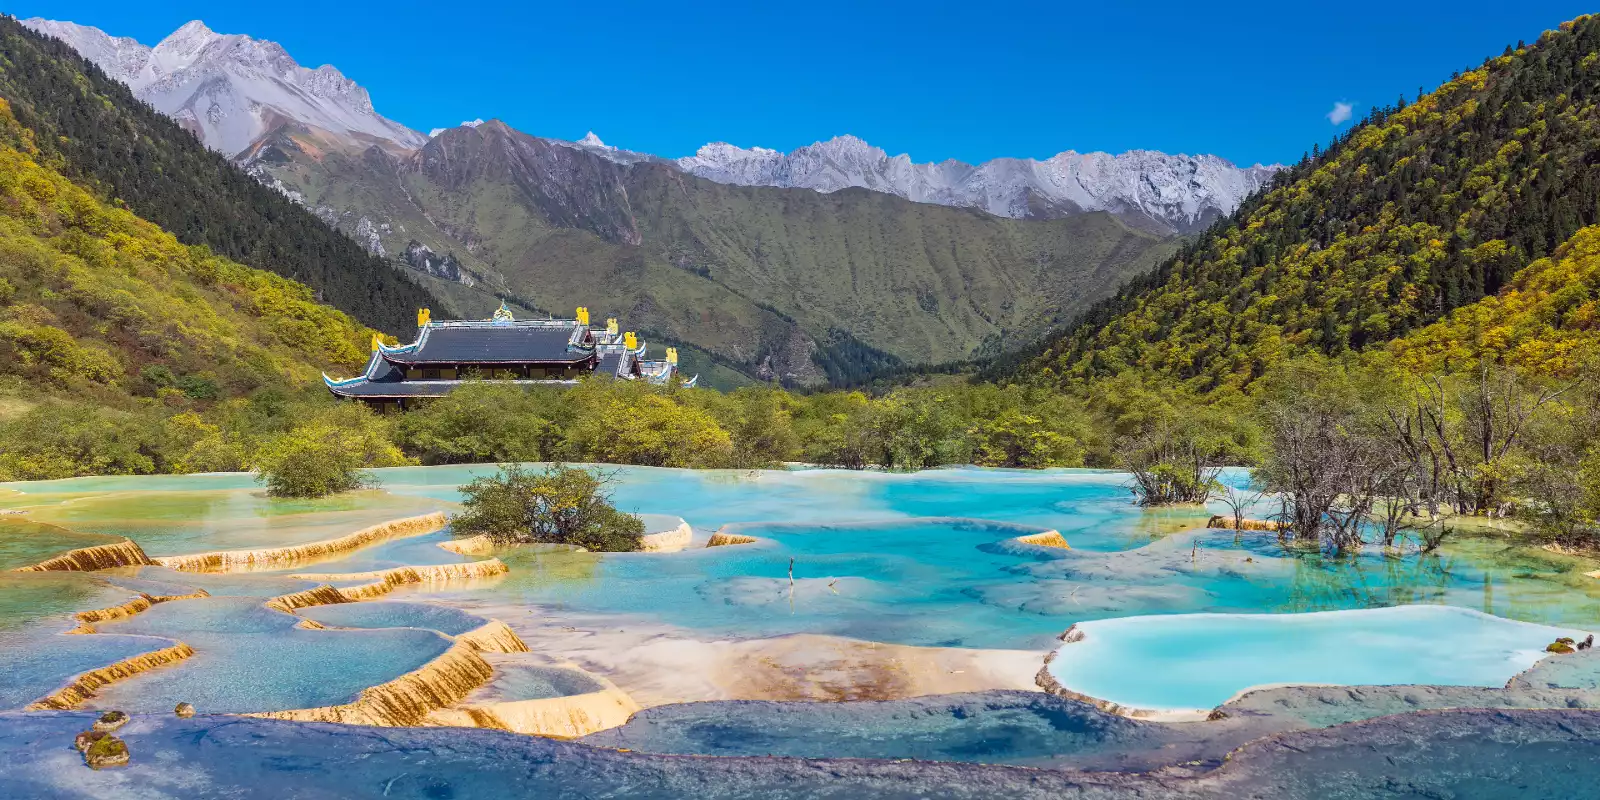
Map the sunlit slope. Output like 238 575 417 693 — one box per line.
1392 224 1600 375
1018 15 1600 389
0 100 378 406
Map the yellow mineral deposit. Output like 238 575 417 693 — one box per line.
152 512 450 573
13 539 154 572
437 534 497 555
1205 515 1284 532
26 643 196 710
638 521 694 552
427 685 641 738
286 559 510 605
454 620 530 654
243 639 495 727
705 531 760 548
68 588 211 633
1012 530 1071 550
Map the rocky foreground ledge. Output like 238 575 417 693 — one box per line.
3 707 1599 798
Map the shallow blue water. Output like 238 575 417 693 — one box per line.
85 597 454 713
301 601 488 636
6 465 1600 717
1046 605 1588 711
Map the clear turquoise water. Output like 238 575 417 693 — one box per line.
1046 605 1588 711
5 465 1600 715
300 601 488 636
84 596 454 713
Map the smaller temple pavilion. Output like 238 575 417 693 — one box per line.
324 303 694 411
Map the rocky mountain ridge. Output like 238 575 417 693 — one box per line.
21 18 424 157
675 135 1281 234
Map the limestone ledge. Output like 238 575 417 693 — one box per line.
68 589 211 634
152 512 450 573
1035 625 1207 722
706 531 760 548
438 534 496 556
26 643 196 710
244 638 494 727
427 685 641 739
639 521 694 553
274 558 509 610
452 619 531 654
13 539 153 572
1012 530 1071 550
1206 515 1284 532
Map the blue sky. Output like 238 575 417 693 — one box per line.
11 1 1594 166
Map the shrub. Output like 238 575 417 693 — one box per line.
451 463 645 552
253 404 408 497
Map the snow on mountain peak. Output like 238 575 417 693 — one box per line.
578 132 613 150
23 17 425 157
427 119 487 138
677 135 1280 233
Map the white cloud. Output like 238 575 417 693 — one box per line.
1327 101 1354 125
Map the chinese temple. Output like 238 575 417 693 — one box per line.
323 304 694 410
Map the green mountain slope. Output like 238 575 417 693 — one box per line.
1392 222 1600 375
1011 14 1600 389
0 16 440 335
249 121 1177 385
0 99 376 408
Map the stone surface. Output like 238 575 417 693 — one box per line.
92 710 128 732
81 734 128 769
6 709 1600 797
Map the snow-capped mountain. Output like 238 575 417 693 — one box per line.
678 135 1281 234
23 18 425 157
27 17 1276 234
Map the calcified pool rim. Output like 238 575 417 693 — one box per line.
6 463 1600 767
1037 604 1593 719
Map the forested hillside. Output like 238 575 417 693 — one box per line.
0 96 391 478
0 16 438 335
251 119 1177 385
1012 15 1600 389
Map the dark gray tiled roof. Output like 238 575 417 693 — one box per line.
386 325 591 365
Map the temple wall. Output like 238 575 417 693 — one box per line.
152 512 449 573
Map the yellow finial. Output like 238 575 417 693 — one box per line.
666 347 678 365
576 306 590 326
370 332 382 352
417 308 431 327
624 331 638 350
606 318 619 335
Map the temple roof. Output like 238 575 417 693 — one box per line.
380 322 591 365
324 352 580 399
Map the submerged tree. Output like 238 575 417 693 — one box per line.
1253 359 1411 553
451 463 645 552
